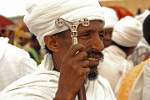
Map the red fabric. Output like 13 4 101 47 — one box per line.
0 15 14 27
109 6 134 20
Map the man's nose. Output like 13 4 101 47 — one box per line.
91 33 104 51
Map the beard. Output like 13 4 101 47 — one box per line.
86 49 104 80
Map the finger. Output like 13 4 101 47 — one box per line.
79 68 90 76
69 44 85 56
74 51 88 61
78 60 90 68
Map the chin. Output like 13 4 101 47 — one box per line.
88 65 98 81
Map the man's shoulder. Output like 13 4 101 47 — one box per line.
2 70 59 90
0 70 59 100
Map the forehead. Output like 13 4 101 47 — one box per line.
77 20 104 33
55 20 104 37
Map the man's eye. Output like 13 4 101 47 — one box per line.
78 32 91 38
83 33 90 36
99 31 104 39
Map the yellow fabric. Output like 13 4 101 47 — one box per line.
117 58 150 100
15 25 31 38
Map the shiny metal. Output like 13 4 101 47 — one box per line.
55 18 90 45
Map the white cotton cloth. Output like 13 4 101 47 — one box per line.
0 53 116 100
112 16 143 47
99 45 133 92
24 0 104 48
0 37 37 91
135 10 150 24
128 37 150 65
102 7 118 28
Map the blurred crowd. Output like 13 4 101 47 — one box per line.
0 16 44 64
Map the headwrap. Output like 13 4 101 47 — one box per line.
24 0 104 48
102 7 118 28
112 16 143 47
135 10 150 24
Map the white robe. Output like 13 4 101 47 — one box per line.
128 38 150 65
0 37 37 91
99 45 133 92
0 54 116 100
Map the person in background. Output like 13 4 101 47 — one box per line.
136 8 142 15
14 24 32 48
99 16 142 92
0 26 15 45
128 10 150 65
14 24 43 64
101 7 118 48
117 14 150 100
0 0 116 100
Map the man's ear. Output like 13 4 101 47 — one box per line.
44 36 58 52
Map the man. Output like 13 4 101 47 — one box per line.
128 10 150 65
0 0 116 100
0 37 37 91
99 16 143 92
117 14 150 100
101 7 118 48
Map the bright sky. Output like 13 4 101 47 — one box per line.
0 0 27 17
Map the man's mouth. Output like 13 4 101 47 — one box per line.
87 50 104 61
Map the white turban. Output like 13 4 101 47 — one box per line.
135 10 150 24
102 7 118 28
24 0 104 48
112 16 143 47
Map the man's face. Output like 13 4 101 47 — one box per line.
55 20 104 57
103 28 113 48
53 20 104 79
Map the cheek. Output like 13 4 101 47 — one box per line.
58 38 72 52
78 39 90 47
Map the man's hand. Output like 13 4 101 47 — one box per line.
55 44 90 100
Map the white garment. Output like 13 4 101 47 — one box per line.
0 53 116 100
102 7 118 28
99 45 133 92
135 10 150 24
0 37 37 91
128 38 150 65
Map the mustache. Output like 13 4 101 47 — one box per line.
86 48 104 61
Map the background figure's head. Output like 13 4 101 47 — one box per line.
102 7 118 48
111 16 143 56
14 24 32 46
0 26 15 44
143 14 150 45
24 0 105 80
